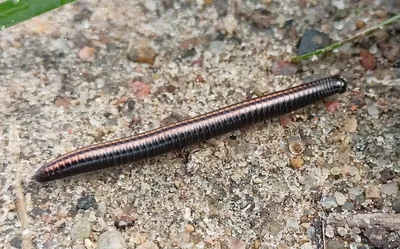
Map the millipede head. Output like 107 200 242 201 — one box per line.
332 75 347 93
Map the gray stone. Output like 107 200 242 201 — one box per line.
364 227 387 248
71 217 91 241
392 198 400 213
286 218 299 229
76 195 98 210
367 104 380 118
320 196 338 209
380 182 399 196
342 202 354 211
144 0 157 12
97 230 127 249
208 41 226 55
348 188 363 200
137 241 159 249
326 238 346 249
297 29 332 55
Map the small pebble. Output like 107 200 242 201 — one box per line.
11 236 22 248
127 44 157 65
277 245 289 249
97 230 127 249
137 241 159 249
297 29 332 55
185 224 195 233
114 213 136 229
78 46 95 60
276 14 286 27
162 0 174 8
326 238 346 249
144 0 157 12
254 239 261 249
133 234 147 245
332 0 346 9
325 225 335 238
365 186 380 199
30 20 51 34
375 9 387 18
379 168 396 183
330 68 340 76
363 227 387 248
184 207 192 221
208 41 226 55
306 226 315 238
12 41 22 48
286 218 299 229
330 166 342 176
301 242 313 249
374 29 389 44
355 19 366 30
324 100 341 113
320 196 338 209
57 209 69 219
334 192 347 206
85 239 94 249
301 223 310 229
249 9 275 28
392 198 400 213
289 141 305 155
359 50 376 70
368 43 379 55
223 15 238 35
130 81 151 99
71 217 92 242
226 237 246 249
380 182 398 196
98 203 107 217
351 227 361 234
279 115 293 127
73 245 86 249
337 227 348 237
382 43 400 62
290 157 304 169
271 61 298 76
76 195 98 210
342 202 354 211
51 38 70 52
367 104 380 118
343 118 358 132
348 187 363 200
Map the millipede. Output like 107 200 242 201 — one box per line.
33 75 347 182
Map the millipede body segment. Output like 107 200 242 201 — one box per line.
33 75 347 182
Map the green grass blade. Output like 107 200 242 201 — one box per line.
0 0 77 30
289 13 400 63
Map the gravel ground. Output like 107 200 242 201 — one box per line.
1 0 399 249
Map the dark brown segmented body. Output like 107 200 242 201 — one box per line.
33 76 347 182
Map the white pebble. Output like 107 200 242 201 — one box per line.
367 104 380 118
184 207 192 221
325 225 335 238
144 0 157 12
137 241 159 249
97 230 126 249
334 192 347 206
301 242 314 249
286 218 299 230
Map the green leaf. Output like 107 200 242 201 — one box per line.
0 0 77 30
